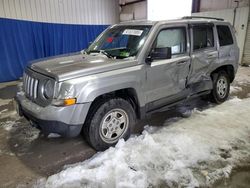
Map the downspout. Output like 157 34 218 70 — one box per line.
191 0 201 13
233 1 239 28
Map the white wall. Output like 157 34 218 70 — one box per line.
200 0 249 12
192 6 250 64
120 1 147 21
0 0 119 24
242 15 250 64
147 0 192 21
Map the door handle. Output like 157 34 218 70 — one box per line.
207 54 217 59
177 61 187 65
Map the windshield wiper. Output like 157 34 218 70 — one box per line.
88 50 113 59
80 49 87 54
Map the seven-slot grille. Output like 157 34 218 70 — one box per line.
23 73 39 99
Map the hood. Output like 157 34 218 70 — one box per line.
29 52 137 81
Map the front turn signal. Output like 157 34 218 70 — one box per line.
52 98 77 106
64 98 76 106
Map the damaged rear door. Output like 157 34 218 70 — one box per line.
188 23 218 86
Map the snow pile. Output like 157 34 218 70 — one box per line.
0 120 18 131
0 81 18 90
0 98 15 119
0 98 12 107
0 149 15 156
23 127 40 142
0 109 17 120
234 67 250 84
35 97 250 188
0 109 8 114
47 133 61 138
230 86 242 94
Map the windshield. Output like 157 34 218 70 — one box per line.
86 25 152 59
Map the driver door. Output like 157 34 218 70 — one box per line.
145 26 191 111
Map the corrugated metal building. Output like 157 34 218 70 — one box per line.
0 0 119 24
0 0 119 82
243 8 250 65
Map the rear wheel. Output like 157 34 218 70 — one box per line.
210 71 230 104
83 98 136 151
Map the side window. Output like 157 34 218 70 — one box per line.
193 25 214 50
155 27 186 55
217 25 233 46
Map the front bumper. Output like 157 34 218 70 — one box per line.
15 92 91 137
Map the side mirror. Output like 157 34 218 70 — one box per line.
145 47 172 65
151 47 172 60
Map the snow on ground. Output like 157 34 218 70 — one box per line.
47 133 62 138
0 111 17 120
0 149 15 156
0 98 14 119
0 114 39 142
0 98 12 107
0 118 40 144
230 86 242 94
230 67 250 96
234 67 250 84
0 81 19 90
0 120 18 131
36 97 250 188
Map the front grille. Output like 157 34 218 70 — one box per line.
23 68 55 107
23 73 39 100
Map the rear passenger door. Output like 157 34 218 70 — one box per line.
188 24 218 84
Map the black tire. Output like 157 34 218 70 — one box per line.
83 98 136 151
210 71 230 104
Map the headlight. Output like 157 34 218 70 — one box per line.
44 80 54 99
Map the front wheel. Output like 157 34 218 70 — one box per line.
83 98 136 151
210 71 230 104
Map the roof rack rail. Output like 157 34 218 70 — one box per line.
182 16 224 21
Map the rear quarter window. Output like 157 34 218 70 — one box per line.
216 25 234 46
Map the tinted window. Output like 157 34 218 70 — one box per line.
155 27 186 55
193 25 214 50
217 25 233 46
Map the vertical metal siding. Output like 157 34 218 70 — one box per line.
243 19 250 65
0 0 119 24
200 0 249 12
0 1 4 17
242 7 250 65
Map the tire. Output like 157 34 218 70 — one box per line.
210 71 230 104
83 98 136 151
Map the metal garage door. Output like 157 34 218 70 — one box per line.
243 14 250 65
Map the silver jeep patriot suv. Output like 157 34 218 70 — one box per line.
16 17 239 150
